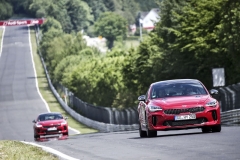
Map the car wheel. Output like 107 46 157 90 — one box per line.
212 125 221 132
201 126 211 133
34 134 40 139
147 129 157 137
139 122 147 138
146 117 157 137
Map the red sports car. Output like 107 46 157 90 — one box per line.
138 79 221 137
33 112 68 139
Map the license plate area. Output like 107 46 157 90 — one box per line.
47 127 57 131
175 114 196 121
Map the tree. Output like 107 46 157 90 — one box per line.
41 17 62 33
82 0 108 21
217 0 240 84
7 0 32 15
0 1 13 20
29 0 93 33
112 0 140 24
94 12 127 49
135 0 160 11
66 0 94 32
122 0 240 93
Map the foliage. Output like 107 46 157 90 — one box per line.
135 0 161 11
134 27 148 36
216 0 240 84
113 0 140 24
40 31 88 78
122 0 240 95
94 12 127 49
62 49 136 108
82 0 109 21
122 33 163 96
29 0 93 33
0 1 13 20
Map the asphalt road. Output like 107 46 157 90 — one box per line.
41 127 240 160
0 26 240 160
0 26 48 141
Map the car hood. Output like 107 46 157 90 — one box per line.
38 120 65 125
151 95 211 108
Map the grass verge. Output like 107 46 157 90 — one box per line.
0 141 58 160
30 27 98 134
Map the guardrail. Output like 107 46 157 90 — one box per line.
221 109 240 125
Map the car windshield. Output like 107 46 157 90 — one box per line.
38 113 63 121
151 82 208 99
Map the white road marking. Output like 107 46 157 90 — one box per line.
21 141 80 160
26 26 81 157
27 26 80 134
0 26 5 57
27 25 50 112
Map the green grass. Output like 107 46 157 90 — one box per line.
0 141 58 160
30 27 98 134
124 39 140 49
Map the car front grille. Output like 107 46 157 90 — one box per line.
164 106 205 115
163 118 207 127
43 124 61 128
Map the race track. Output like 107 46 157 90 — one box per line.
0 26 47 141
41 127 240 160
0 26 240 160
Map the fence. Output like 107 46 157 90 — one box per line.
54 83 139 125
55 82 240 126
216 83 240 112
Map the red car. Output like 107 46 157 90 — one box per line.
33 112 68 139
138 79 221 137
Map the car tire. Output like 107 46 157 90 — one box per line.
139 122 147 138
34 134 40 139
201 126 211 133
147 129 157 137
145 114 157 138
212 124 221 132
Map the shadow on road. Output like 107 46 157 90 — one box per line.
129 131 204 139
35 135 68 142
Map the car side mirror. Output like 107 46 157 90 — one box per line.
209 89 218 95
32 119 36 123
138 95 146 101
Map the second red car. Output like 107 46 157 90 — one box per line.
33 112 68 139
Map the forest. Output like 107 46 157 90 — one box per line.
0 0 240 109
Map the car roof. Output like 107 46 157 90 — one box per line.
151 79 201 86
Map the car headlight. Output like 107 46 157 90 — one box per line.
205 100 217 107
35 123 42 127
61 121 67 125
149 106 162 112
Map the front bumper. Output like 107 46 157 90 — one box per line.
147 107 221 131
35 125 68 136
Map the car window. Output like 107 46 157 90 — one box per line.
151 82 207 99
145 86 151 101
38 114 63 121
